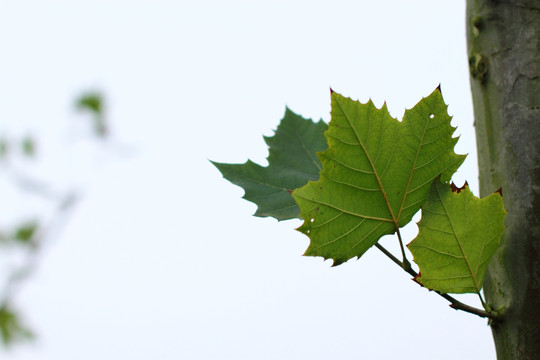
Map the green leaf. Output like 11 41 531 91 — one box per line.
21 136 36 157
0 305 34 346
0 138 8 159
13 221 38 244
408 180 506 294
76 92 107 137
76 92 103 115
293 88 466 265
212 109 328 221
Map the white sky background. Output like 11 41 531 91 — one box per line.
0 1 496 359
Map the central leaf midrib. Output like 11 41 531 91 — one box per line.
436 185 480 291
334 97 398 228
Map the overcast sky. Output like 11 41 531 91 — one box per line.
0 1 496 359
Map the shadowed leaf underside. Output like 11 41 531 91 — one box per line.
212 109 328 220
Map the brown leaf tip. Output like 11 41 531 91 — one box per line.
450 181 468 193
412 272 424 287
495 187 503 197
287 189 294 195
436 83 442 92
329 87 335 95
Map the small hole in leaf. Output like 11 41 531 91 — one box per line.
306 230 311 234
429 114 434 119
310 218 315 223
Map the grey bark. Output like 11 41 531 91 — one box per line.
466 0 540 359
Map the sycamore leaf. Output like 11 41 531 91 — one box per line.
293 88 466 265
408 179 506 294
212 109 328 221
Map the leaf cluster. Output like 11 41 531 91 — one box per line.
213 88 506 316
0 91 112 348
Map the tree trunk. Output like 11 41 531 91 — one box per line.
466 0 540 358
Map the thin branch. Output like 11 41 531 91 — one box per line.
374 242 496 320
1 161 62 200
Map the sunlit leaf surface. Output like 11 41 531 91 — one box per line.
293 89 465 265
408 180 506 294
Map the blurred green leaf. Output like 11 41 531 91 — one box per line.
76 92 108 137
13 221 38 244
0 138 9 159
0 305 34 346
21 136 36 157
76 93 102 115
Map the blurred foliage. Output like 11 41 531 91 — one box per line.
0 90 109 348
0 305 33 347
13 221 38 245
21 136 36 158
76 92 108 138
0 138 8 159
0 220 39 246
0 136 37 160
76 93 102 114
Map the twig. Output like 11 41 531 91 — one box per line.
374 243 496 319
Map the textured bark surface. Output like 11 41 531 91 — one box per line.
466 0 540 359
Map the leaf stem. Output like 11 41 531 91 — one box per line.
374 243 496 319
477 291 487 308
395 229 411 271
